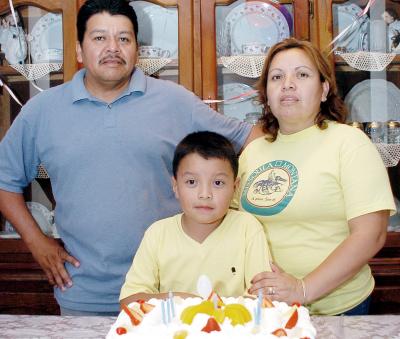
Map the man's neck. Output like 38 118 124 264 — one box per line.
84 76 131 104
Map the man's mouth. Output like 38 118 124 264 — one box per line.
100 56 125 65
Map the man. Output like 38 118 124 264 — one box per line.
0 0 261 315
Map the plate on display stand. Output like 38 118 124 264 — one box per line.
334 3 369 52
220 1 290 56
30 13 63 63
130 1 178 59
217 83 261 121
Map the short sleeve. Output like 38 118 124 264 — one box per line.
0 110 40 193
191 97 251 154
244 214 271 291
340 133 396 220
119 224 161 300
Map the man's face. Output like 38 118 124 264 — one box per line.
76 12 137 90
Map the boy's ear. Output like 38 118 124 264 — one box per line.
234 177 240 191
171 176 179 199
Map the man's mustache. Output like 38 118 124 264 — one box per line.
99 55 126 64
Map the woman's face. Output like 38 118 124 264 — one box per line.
266 48 329 134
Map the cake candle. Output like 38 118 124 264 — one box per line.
161 300 167 325
168 291 176 317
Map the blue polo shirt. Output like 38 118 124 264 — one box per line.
0 68 251 312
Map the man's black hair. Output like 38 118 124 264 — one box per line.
172 131 238 179
77 0 138 43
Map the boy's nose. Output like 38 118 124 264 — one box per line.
198 185 212 199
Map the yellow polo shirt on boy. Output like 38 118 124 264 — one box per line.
235 122 396 315
120 209 271 300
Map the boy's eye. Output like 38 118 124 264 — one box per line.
185 179 196 186
214 180 225 187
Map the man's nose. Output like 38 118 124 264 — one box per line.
106 37 120 52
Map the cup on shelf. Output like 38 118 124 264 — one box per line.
138 45 170 58
244 112 262 125
241 42 268 55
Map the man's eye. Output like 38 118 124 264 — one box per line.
94 36 105 41
120 37 130 42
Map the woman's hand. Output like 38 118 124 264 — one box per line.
249 263 304 305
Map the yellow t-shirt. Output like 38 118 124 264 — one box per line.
120 209 271 300
235 122 396 315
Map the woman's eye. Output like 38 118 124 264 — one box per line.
271 74 282 80
298 72 309 79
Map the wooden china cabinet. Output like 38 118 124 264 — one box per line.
1 0 400 315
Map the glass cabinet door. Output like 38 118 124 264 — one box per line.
129 0 193 90
199 0 310 123
0 0 76 235
322 0 400 231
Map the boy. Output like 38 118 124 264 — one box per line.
120 131 271 304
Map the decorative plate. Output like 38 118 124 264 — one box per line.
334 3 369 52
218 83 261 121
344 79 400 122
222 1 290 56
130 1 178 59
388 20 400 53
30 13 63 63
26 201 53 235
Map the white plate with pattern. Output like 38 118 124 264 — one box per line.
334 3 369 52
218 83 261 121
30 13 63 63
345 79 400 122
222 1 290 56
130 1 178 59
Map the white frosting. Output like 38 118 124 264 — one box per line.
107 297 316 338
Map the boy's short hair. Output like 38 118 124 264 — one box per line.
172 131 238 178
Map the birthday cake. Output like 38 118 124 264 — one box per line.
106 295 316 338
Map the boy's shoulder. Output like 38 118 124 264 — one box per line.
225 209 264 229
144 213 182 237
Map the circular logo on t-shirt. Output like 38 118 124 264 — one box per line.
241 160 298 216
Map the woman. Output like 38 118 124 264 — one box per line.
236 38 395 315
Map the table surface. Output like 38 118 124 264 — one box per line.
0 314 399 338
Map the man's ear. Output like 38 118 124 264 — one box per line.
76 40 83 63
171 176 179 199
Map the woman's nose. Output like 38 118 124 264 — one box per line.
282 75 295 91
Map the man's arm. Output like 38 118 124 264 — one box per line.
0 189 80 290
241 124 264 152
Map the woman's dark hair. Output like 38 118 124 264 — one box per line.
77 0 138 43
386 8 399 21
256 38 348 142
172 131 238 179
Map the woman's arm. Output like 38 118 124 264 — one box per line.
249 210 388 304
303 210 387 303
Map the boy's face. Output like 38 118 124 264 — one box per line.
172 153 239 229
